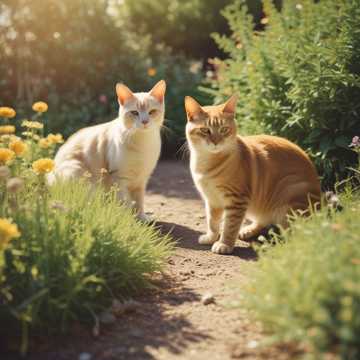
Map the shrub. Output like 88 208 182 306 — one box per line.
242 194 360 359
0 104 172 353
208 0 360 187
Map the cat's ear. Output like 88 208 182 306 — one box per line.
116 83 135 106
222 94 238 116
184 96 204 122
149 80 166 103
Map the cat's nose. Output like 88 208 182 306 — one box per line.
142 119 149 126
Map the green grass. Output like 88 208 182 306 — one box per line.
242 194 360 359
0 180 172 352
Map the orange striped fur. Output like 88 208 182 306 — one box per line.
185 95 321 255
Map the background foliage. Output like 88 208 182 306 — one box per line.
208 0 360 187
0 0 206 152
0 0 272 155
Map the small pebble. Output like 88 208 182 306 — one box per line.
247 340 259 349
201 293 215 305
78 352 92 360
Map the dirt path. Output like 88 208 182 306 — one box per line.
26 161 289 360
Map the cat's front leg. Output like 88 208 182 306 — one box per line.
212 201 247 255
128 185 152 223
198 203 223 245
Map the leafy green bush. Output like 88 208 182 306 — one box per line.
243 195 360 359
0 0 204 156
208 0 360 187
0 105 172 353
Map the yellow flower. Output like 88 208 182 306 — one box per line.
0 125 16 134
261 17 269 25
32 101 48 113
22 120 43 129
0 107 16 118
32 158 54 174
9 140 27 156
47 133 64 144
0 218 20 250
0 148 15 165
147 67 157 77
38 138 51 149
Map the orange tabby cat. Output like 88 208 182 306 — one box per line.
185 95 321 255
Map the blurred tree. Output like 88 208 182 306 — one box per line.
0 0 205 155
0 0 146 107
112 0 275 60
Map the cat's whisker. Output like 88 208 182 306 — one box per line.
160 122 175 141
177 140 189 160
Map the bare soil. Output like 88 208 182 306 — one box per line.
10 161 294 360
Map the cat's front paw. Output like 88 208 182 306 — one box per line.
137 213 155 224
198 233 218 245
211 241 234 255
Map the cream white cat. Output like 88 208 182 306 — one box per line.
48 80 166 221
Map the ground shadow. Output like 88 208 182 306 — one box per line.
2 277 210 360
156 221 258 261
147 161 200 200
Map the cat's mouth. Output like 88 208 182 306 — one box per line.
133 124 153 131
208 146 223 153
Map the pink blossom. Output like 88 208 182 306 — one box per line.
99 94 108 104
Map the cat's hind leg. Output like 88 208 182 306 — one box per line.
47 160 86 185
239 221 265 240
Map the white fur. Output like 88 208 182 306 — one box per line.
48 86 165 221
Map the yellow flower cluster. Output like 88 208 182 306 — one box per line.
0 148 15 165
39 133 63 148
0 125 16 135
32 158 55 174
32 101 48 113
47 133 64 144
0 107 16 118
9 140 27 156
0 218 20 250
22 120 44 129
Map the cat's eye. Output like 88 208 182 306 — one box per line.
220 127 230 135
130 110 139 116
149 109 157 115
200 127 210 135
